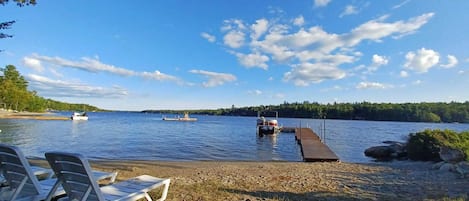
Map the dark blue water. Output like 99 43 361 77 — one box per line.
1 112 469 163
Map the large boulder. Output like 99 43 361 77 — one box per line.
386 142 407 158
439 146 465 163
365 141 407 160
364 146 394 159
455 161 469 178
439 163 456 172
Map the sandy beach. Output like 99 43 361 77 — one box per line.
0 110 69 120
30 159 469 201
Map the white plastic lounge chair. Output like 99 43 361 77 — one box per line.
0 144 59 201
0 144 119 201
45 152 170 201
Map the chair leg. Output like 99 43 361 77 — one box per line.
109 171 118 184
156 179 170 201
144 193 153 201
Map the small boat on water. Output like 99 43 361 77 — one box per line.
257 111 281 136
71 112 88 120
162 112 197 122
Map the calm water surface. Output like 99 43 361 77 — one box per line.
1 112 469 163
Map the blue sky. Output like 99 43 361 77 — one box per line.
1 0 468 111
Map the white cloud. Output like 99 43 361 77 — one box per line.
283 62 346 86
364 54 389 73
212 13 433 85
29 54 135 76
268 6 285 15
201 32 216 43
404 48 440 73
49 68 63 78
221 19 246 32
393 0 411 9
189 69 237 87
372 54 389 66
139 71 181 83
224 31 245 48
252 39 295 62
441 55 458 68
412 80 422 85
356 81 393 89
23 56 44 72
339 5 358 18
314 0 331 7
293 15 305 26
250 19 268 41
233 52 270 69
400 70 409 77
26 54 181 82
248 90 262 95
222 19 247 48
25 74 128 98
346 13 434 46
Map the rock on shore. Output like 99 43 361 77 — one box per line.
364 141 407 160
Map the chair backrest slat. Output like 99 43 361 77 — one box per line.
0 144 42 200
45 152 105 201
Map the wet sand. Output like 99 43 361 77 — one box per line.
30 159 469 201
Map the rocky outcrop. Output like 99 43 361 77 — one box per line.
432 161 469 178
430 146 468 178
364 141 407 160
439 146 465 163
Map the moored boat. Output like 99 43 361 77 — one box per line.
71 112 88 120
257 111 280 136
162 112 197 121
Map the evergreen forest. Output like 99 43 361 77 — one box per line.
145 101 469 123
0 65 101 112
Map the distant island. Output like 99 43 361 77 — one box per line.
143 101 469 123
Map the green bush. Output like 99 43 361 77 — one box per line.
453 131 469 159
407 129 469 161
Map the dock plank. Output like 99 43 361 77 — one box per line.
296 128 339 162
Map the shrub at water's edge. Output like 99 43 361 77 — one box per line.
407 129 469 161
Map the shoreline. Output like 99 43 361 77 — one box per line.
29 159 469 201
0 110 69 120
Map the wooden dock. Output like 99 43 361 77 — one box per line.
294 128 339 162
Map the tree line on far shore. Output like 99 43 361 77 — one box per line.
0 65 101 112
144 101 469 123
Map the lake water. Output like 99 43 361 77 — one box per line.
1 112 469 163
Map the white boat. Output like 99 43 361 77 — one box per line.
162 112 197 121
71 112 88 120
257 111 281 136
